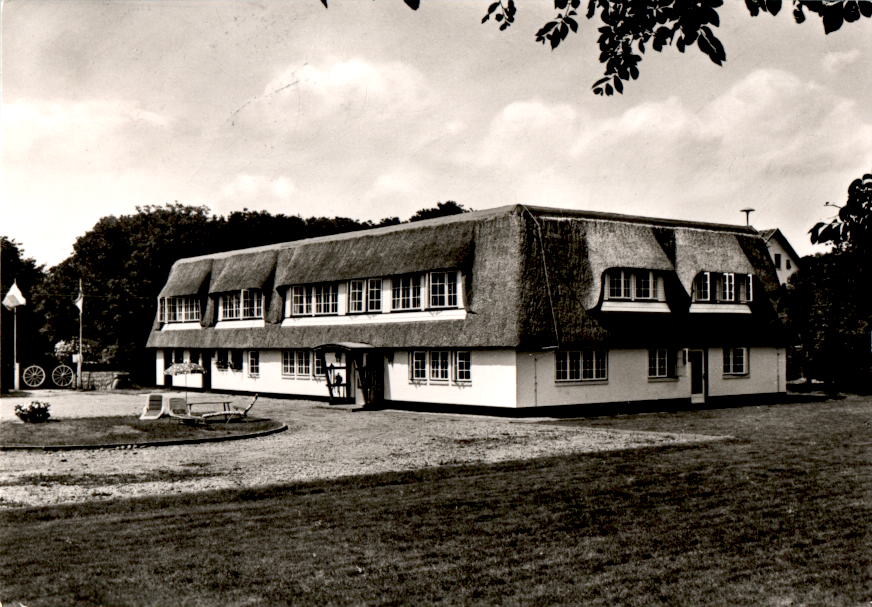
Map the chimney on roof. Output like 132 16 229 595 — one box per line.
740 208 755 227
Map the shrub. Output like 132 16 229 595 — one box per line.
15 401 52 423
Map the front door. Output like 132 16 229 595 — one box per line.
358 353 384 406
689 349 707 404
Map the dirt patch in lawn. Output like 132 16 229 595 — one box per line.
0 391 728 508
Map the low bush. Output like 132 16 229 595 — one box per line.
14 400 51 423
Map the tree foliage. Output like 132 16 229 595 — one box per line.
408 200 470 223
0 238 48 391
809 172 872 254
327 0 872 95
785 170 872 391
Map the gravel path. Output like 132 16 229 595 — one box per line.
1 390 725 508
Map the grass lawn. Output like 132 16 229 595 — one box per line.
1 396 870 606
0 416 284 447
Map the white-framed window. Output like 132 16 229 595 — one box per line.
555 350 608 382
248 350 259 376
282 350 311 378
290 286 311 316
723 347 748 376
429 271 458 309
719 272 735 302
220 292 241 320
410 351 427 381
429 351 450 381
348 280 366 313
242 289 263 319
313 354 325 377
392 275 422 311
454 351 471 383
647 348 674 378
607 270 632 300
160 296 201 323
367 279 383 312
313 284 338 315
605 269 656 301
739 274 753 303
348 279 383 314
693 272 711 302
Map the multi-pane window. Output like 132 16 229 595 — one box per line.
454 351 471 383
220 292 241 320
242 289 263 319
723 347 748 375
348 279 383 314
282 350 312 378
160 296 201 322
313 354 325 377
693 272 711 302
367 279 383 312
313 284 338 315
555 350 608 382
635 272 653 300
739 274 753 303
607 270 632 299
411 351 427 380
291 286 311 316
429 351 450 381
719 272 735 302
392 276 421 311
289 284 338 316
248 351 259 376
605 270 656 301
410 350 471 383
648 348 674 378
429 271 458 308
349 280 365 313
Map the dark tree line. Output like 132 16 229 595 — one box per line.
0 202 468 388
786 172 872 391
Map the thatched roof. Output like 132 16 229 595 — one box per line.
149 204 785 350
209 250 277 293
674 228 756 294
158 258 212 298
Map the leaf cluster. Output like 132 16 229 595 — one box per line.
338 0 870 95
810 172 872 254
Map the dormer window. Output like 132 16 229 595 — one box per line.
605 269 658 301
220 289 263 320
429 271 458 308
160 296 201 323
719 273 735 302
691 272 753 308
693 272 710 302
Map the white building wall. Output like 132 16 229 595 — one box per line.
384 349 518 407
515 349 691 408
767 240 799 285
208 349 330 397
155 350 166 386
707 346 786 397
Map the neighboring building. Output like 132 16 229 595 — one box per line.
147 205 788 409
759 228 801 285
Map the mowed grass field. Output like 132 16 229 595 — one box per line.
1 396 870 606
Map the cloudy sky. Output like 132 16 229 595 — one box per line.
2 0 871 268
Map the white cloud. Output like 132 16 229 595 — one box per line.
822 49 860 73
217 174 297 210
2 98 172 177
469 69 872 253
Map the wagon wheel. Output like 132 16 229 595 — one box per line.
22 365 46 388
52 364 75 388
